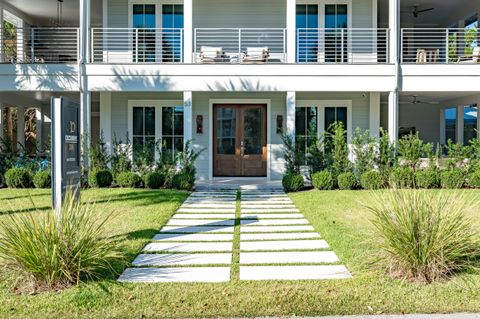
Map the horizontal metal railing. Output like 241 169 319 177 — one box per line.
194 28 286 63
1 27 79 63
297 28 389 64
91 28 183 63
401 28 480 64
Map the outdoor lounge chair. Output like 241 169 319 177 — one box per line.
457 46 480 64
242 47 270 63
416 48 439 63
199 46 227 63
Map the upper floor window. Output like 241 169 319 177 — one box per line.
296 4 318 63
133 4 156 62
162 4 184 62
325 4 348 63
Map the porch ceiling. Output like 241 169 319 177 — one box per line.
381 92 480 106
3 0 102 26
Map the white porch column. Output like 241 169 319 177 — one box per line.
17 106 25 148
80 0 91 166
389 0 400 64
183 91 193 143
388 91 399 144
369 92 381 139
183 0 193 63
286 91 296 139
99 92 112 154
286 0 296 63
456 105 464 145
35 107 43 147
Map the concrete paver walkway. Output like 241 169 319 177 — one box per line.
118 187 351 282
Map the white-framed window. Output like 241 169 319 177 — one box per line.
295 106 318 163
128 100 183 162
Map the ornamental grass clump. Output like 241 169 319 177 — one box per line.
0 192 123 291
366 189 480 283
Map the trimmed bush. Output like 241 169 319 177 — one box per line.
367 189 480 283
390 166 415 188
5 168 33 189
360 170 383 190
441 169 465 189
415 169 440 189
88 169 113 188
172 172 195 191
468 170 480 188
337 172 357 190
282 173 304 192
312 170 334 190
144 172 165 189
33 171 51 189
0 191 122 289
116 172 142 188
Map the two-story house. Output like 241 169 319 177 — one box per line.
0 0 478 181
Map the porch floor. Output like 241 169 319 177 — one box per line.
196 178 282 191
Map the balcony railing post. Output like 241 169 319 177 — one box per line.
135 28 139 63
238 28 242 63
193 29 197 63
31 28 35 63
387 29 390 64
399 28 402 64
90 28 94 63
341 28 345 64
445 28 449 64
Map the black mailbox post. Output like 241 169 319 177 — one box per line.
51 97 81 212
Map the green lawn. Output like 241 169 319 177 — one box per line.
0 188 480 319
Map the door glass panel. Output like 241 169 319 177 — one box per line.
133 107 144 136
216 108 236 155
243 108 263 155
296 4 319 62
444 108 457 143
144 107 155 136
325 4 348 63
464 106 478 144
133 4 156 62
162 4 184 62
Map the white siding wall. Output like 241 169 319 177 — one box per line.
107 0 128 28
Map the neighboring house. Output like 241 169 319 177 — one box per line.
0 0 478 180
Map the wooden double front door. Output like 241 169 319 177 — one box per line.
213 104 267 177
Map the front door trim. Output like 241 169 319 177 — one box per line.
209 99 271 180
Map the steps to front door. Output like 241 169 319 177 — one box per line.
118 188 351 283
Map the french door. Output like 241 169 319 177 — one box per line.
213 104 267 177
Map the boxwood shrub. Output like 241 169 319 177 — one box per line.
282 173 304 192
468 170 480 188
172 172 195 191
360 170 383 190
5 168 33 188
441 169 465 189
415 168 440 189
144 172 165 189
337 172 357 190
312 170 334 190
88 169 113 188
116 171 142 188
390 166 415 188
33 170 51 189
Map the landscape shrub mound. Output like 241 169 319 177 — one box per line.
360 170 383 190
144 172 165 189
415 169 439 189
172 172 195 191
468 170 480 188
390 166 415 188
312 170 334 190
337 172 357 190
367 189 480 283
282 173 304 192
88 169 113 188
33 171 51 189
5 168 33 189
116 172 142 188
441 169 465 189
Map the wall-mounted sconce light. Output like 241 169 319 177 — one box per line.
196 115 203 134
276 115 283 134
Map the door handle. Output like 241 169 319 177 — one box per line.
240 140 245 157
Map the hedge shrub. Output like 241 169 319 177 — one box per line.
144 172 165 189
5 168 33 188
468 170 480 188
33 170 51 189
116 171 142 188
360 170 383 190
337 172 357 190
312 170 334 190
390 166 415 188
282 173 304 192
415 169 440 189
172 172 195 191
441 169 465 189
88 169 113 188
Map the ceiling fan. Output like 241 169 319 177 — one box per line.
402 95 439 105
402 5 435 18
